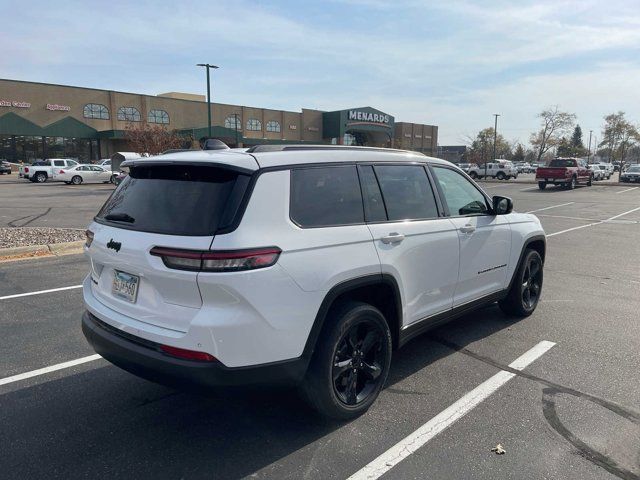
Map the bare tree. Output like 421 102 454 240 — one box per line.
124 122 186 156
601 112 640 180
530 106 576 162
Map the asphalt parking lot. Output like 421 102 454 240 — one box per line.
1 181 639 479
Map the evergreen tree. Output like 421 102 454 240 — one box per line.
512 143 525 162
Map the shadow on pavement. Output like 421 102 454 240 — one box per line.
1 305 519 479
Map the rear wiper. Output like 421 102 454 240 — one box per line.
104 213 135 223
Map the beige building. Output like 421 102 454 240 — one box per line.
0 78 437 162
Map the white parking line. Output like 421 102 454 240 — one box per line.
0 285 82 301
0 354 102 387
547 206 640 237
346 340 556 480
615 186 638 194
525 202 574 214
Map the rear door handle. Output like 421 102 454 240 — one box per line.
459 224 476 234
381 232 405 244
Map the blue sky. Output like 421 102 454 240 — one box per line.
2 0 639 145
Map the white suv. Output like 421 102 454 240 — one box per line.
82 146 546 419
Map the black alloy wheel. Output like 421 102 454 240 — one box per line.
521 255 542 311
499 249 544 317
332 321 385 406
302 301 392 419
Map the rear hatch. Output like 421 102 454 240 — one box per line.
88 158 255 332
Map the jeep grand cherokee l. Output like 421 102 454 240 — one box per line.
82 146 546 419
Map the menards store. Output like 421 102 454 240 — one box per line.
0 78 438 162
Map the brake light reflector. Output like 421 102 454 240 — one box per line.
160 344 216 362
150 247 281 272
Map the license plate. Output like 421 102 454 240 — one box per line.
112 270 139 303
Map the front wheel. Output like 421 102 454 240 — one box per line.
302 302 392 419
71 175 82 185
499 249 543 317
567 176 577 189
110 174 117 184
538 181 547 190
587 175 592 186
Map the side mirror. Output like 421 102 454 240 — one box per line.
492 196 513 215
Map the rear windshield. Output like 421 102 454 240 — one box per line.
96 164 249 236
549 159 576 167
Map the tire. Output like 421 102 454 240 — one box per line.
496 172 506 180
110 174 117 184
71 175 82 185
499 249 543 317
302 301 392 420
469 171 478 179
538 181 546 190
587 175 592 186
35 172 47 183
567 176 576 190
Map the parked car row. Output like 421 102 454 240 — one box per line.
0 159 12 174
18 158 117 184
620 165 640 182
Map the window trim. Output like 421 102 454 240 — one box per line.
83 103 110 120
117 106 142 122
265 120 281 133
428 164 494 218
147 109 170 124
288 164 366 229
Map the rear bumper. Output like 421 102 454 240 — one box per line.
82 310 307 388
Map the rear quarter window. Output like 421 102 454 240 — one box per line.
290 166 364 227
96 164 249 236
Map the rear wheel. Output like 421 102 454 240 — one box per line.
469 171 478 179
71 175 82 185
587 175 592 186
567 176 577 189
499 249 543 317
538 181 546 190
496 172 506 180
302 302 392 419
110 174 117 184
35 172 47 183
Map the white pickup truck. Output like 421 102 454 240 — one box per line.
21 158 79 183
468 161 518 180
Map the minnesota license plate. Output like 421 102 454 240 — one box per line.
112 270 139 303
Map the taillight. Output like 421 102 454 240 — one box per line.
160 344 216 362
24 167 29 172
150 247 281 272
85 229 94 248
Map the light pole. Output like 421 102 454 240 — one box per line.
487 113 500 178
587 130 593 163
197 63 219 138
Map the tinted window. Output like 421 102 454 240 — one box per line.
290 166 364 227
432 166 489 216
358 165 387 222
97 165 248 236
549 159 576 167
374 165 437 221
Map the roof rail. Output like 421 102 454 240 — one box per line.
245 144 424 155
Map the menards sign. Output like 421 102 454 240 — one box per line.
348 110 391 125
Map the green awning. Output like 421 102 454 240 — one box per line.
0 112 44 136
43 116 98 138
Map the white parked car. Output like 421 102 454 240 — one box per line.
82 146 546 419
588 164 605 181
57 164 114 185
595 164 612 179
468 161 518 180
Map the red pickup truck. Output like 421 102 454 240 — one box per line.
536 158 592 190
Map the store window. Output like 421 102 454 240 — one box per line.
246 118 262 131
266 120 281 133
148 109 169 124
117 106 141 122
83 104 110 120
224 115 242 130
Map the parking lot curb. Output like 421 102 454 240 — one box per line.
0 240 84 262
